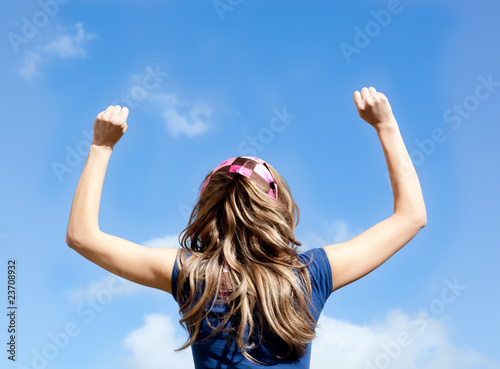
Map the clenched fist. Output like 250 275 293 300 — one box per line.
91 105 129 149
353 87 396 131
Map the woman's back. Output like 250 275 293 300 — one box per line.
171 247 333 368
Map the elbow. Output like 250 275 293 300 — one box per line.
393 212 427 230
66 227 101 249
65 228 90 249
66 231 78 249
415 210 427 229
413 215 427 231
419 215 427 228
395 201 427 229
66 222 77 248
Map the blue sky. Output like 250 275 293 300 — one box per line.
1 0 500 368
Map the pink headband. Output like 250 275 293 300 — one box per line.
200 156 278 200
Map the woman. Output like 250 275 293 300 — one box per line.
66 86 426 368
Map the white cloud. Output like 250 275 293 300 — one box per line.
63 273 142 305
123 313 193 369
121 310 499 369
18 51 43 81
312 309 499 369
18 22 96 80
324 219 362 244
151 93 212 138
43 22 92 57
299 219 364 250
142 233 181 249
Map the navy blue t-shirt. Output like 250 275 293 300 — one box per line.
171 247 333 368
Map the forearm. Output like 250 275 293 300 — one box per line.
66 144 113 245
376 119 426 224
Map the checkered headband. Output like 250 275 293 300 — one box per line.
200 156 278 200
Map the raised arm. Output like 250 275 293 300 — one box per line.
65 106 178 294
323 87 426 292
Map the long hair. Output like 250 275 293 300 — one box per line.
175 160 318 364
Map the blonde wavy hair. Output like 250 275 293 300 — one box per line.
174 159 318 364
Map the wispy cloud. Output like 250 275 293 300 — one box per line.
299 219 364 250
18 51 43 81
142 233 181 249
62 273 141 305
123 313 192 369
122 310 499 369
150 93 212 138
18 22 96 81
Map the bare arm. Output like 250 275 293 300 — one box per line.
66 106 178 294
323 87 426 292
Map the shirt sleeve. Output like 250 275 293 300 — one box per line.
171 252 180 303
171 250 193 304
299 247 333 308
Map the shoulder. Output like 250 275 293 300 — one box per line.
172 249 193 273
298 247 333 301
171 249 194 301
298 247 329 267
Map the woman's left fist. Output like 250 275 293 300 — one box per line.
92 105 129 149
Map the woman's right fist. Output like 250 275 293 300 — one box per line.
353 87 397 130
92 105 129 149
